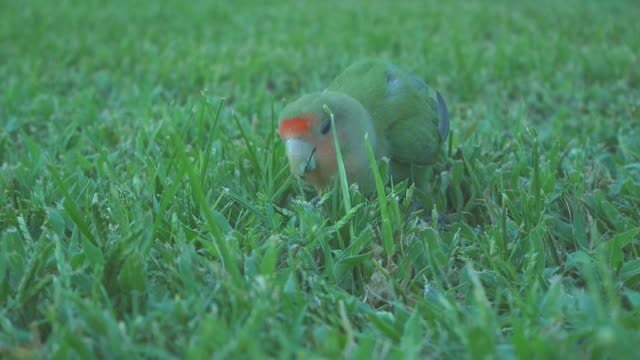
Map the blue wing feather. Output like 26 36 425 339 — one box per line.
411 74 449 141
410 75 429 92
384 65 403 100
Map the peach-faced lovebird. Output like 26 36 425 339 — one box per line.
279 59 449 193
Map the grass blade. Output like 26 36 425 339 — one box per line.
364 134 394 258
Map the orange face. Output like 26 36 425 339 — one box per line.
279 114 338 190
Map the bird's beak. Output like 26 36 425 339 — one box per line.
285 139 316 177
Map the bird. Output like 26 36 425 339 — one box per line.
278 59 449 194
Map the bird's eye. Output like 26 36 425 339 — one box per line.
320 118 332 135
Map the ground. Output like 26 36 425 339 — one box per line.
1 0 639 358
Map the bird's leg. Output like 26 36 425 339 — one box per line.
310 195 322 207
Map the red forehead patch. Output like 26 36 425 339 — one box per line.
279 115 314 138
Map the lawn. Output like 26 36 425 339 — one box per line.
1 0 639 358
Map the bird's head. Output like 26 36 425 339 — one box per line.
278 91 376 191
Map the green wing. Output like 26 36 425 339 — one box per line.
328 59 449 166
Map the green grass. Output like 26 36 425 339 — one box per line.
1 0 640 358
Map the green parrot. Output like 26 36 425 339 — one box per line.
279 59 449 194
